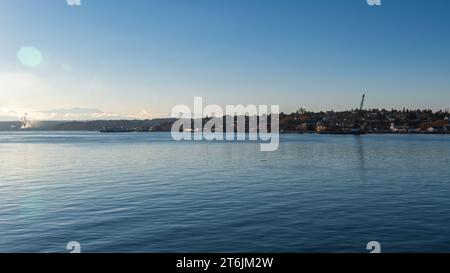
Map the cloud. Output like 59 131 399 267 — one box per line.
0 107 163 121
0 107 113 121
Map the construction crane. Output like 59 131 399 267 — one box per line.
352 94 366 134
359 94 365 112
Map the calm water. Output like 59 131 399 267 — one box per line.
1 131 450 253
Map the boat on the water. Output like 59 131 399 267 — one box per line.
318 127 367 135
100 127 133 133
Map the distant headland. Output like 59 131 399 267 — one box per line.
1 108 449 134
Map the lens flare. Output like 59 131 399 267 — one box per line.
17 46 43 67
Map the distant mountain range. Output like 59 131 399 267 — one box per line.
0 119 176 131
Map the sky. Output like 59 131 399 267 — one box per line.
1 0 450 120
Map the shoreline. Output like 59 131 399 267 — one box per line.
1 129 450 135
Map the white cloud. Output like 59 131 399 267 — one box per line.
0 107 165 121
0 107 110 121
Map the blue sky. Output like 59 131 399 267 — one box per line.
1 0 450 120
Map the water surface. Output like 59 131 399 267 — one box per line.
1 132 450 252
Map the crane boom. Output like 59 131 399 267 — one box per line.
359 94 365 112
